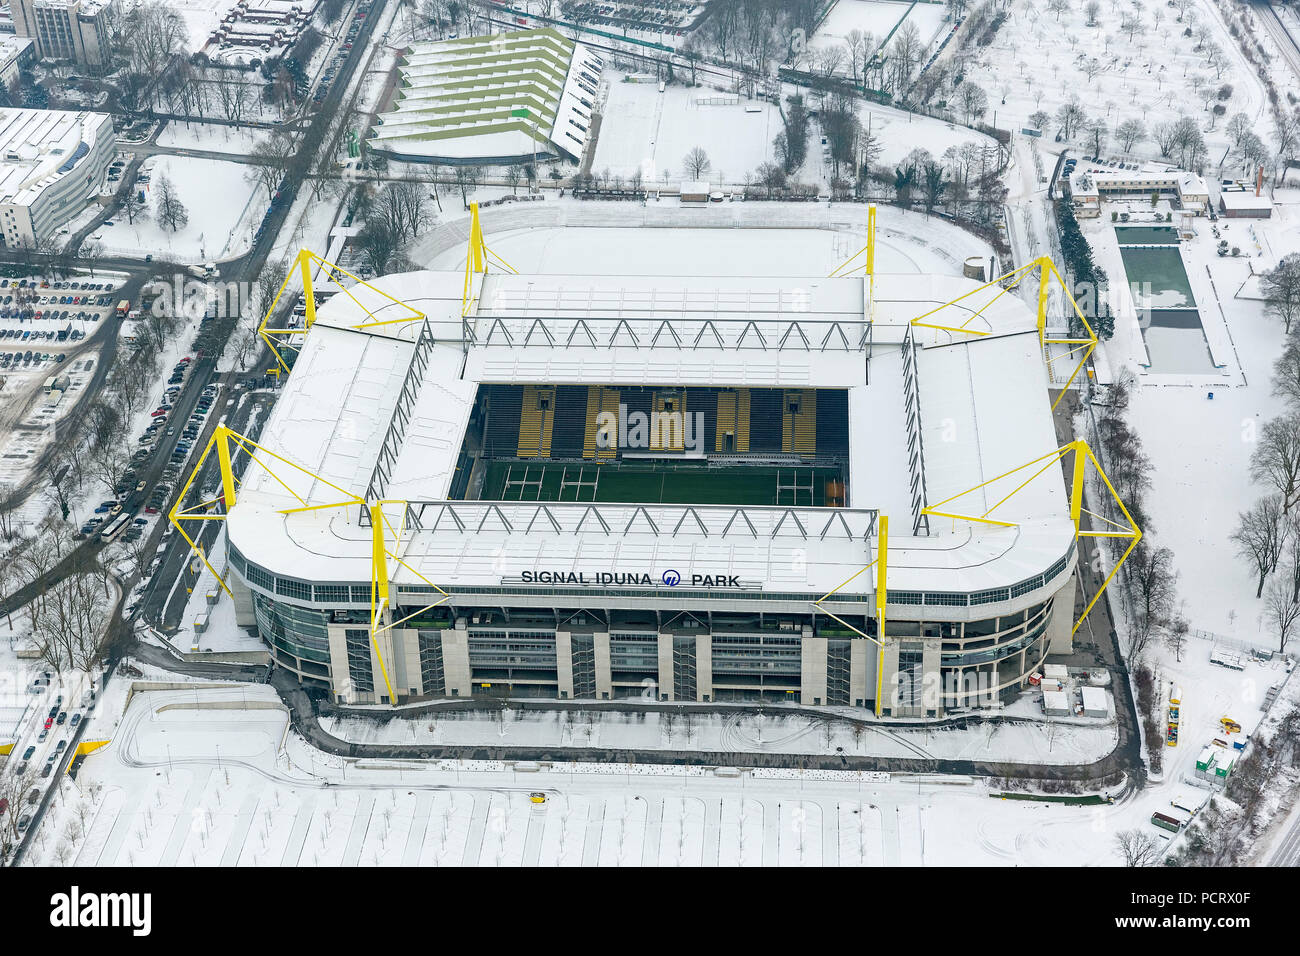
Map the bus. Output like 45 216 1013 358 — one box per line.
99 513 131 543
1151 812 1183 834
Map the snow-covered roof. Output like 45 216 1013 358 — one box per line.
226 266 1075 602
1218 190 1271 212
369 29 601 163
1081 686 1108 711
0 108 110 208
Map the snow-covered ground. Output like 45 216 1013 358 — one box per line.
96 156 263 263
167 0 231 52
1087 189 1300 643
156 121 268 155
811 0 949 61
10 684 1177 866
592 73 782 185
962 0 1268 165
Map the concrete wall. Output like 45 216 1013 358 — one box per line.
441 625 472 697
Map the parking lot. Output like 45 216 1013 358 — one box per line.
0 275 118 374
1 669 98 847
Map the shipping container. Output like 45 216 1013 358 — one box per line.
1151 812 1182 833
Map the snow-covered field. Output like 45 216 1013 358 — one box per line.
10 685 1173 866
811 0 949 59
167 0 235 53
156 121 267 155
962 0 1267 164
1088 190 1300 643
592 74 782 185
97 156 262 263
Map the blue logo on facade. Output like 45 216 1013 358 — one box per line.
662 569 681 587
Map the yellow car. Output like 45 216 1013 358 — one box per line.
529 792 546 804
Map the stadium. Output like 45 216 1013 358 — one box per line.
179 210 1135 718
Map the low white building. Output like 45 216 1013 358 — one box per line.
1042 690 1071 717
1068 167 1210 218
1081 685 1108 718
1218 189 1271 218
0 107 114 248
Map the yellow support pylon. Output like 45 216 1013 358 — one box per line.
461 201 518 317
919 440 1140 635
811 513 889 717
258 248 428 377
828 203 877 278
169 424 457 707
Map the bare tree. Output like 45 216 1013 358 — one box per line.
153 173 189 232
1127 543 1178 656
1261 254 1300 335
1116 117 1146 153
1250 414 1300 513
683 146 712 180
1233 495 1285 598
246 130 295 201
0 764 40 850
1265 576 1300 654
28 573 113 674
1056 96 1086 139
1115 829 1161 866
1165 613 1189 662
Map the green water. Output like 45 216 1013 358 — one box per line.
1120 246 1196 309
1115 225 1179 245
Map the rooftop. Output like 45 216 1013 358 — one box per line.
0 107 109 207
225 264 1075 602
369 28 603 163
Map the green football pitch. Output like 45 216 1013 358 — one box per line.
480 461 843 506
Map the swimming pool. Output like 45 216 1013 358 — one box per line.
1120 247 1196 309
1117 242 1214 373
1115 225 1180 245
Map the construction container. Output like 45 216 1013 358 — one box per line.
1195 746 1216 773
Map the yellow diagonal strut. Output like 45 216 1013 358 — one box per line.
906 256 1099 411
811 513 889 717
918 440 1140 635
258 248 429 378
167 428 456 706
462 200 518 318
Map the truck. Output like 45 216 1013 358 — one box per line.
116 299 130 317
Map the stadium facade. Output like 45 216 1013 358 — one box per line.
211 237 1102 719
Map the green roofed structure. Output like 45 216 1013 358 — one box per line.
369 28 603 165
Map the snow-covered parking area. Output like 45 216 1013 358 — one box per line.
10 684 1191 867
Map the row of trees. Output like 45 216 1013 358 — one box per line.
1231 286 1300 658
1055 199 1115 340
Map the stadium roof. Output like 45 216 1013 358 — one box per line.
369 28 603 163
226 268 1074 602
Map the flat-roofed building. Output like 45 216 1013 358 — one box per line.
10 0 113 66
0 107 114 247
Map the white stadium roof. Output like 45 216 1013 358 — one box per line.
225 267 1075 604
